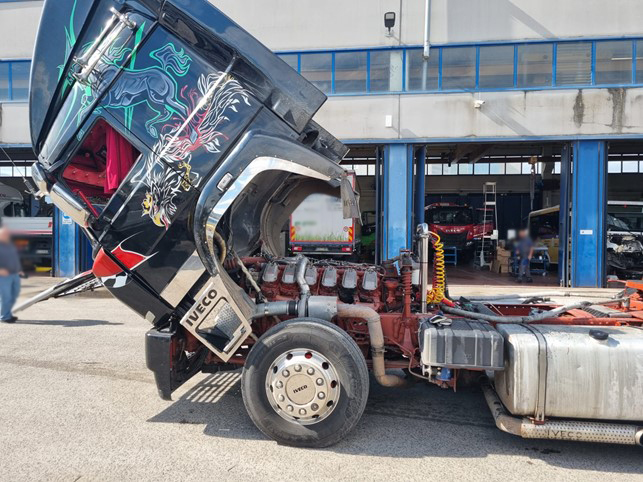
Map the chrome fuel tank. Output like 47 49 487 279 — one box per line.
495 324 643 421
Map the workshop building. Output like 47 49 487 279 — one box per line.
1 0 643 286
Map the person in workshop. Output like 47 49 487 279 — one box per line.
515 228 534 283
0 227 22 323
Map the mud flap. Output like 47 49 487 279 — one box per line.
145 326 207 400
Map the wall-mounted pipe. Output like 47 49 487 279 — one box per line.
417 224 430 314
481 379 642 446
337 303 407 387
423 0 431 59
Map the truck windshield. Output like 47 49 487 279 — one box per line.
429 207 473 225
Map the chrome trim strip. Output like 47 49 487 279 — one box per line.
160 250 207 307
49 183 90 228
31 163 49 197
205 156 333 265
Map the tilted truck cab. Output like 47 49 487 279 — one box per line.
30 0 643 448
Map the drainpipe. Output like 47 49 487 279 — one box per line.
423 0 431 59
421 0 432 90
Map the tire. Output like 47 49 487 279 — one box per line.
241 318 369 448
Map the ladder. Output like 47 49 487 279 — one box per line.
443 246 458 266
474 182 498 270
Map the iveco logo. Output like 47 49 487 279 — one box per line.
186 289 218 325
292 385 308 393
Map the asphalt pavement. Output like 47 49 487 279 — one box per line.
0 277 641 481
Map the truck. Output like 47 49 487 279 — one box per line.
29 0 642 448
528 203 643 276
0 183 53 269
425 202 496 259
289 173 359 256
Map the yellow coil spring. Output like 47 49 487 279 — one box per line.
426 231 447 304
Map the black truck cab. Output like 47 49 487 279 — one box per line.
30 0 356 396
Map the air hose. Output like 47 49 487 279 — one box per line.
426 231 455 306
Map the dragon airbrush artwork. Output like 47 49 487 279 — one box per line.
30 0 643 449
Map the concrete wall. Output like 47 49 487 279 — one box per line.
0 103 30 144
0 1 42 59
4 1 643 144
317 87 643 141
0 1 42 146
214 0 643 50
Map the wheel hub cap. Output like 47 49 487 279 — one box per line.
266 349 340 425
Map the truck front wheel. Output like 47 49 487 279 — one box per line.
241 318 369 447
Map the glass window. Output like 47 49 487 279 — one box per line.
0 167 12 177
517 44 553 87
636 41 643 84
10 62 30 101
334 51 367 94
522 162 534 174
489 163 504 175
443 164 458 175
458 164 473 175
556 42 592 86
406 49 439 91
608 161 621 174
370 50 403 92
479 45 514 88
278 54 299 72
426 164 442 175
595 41 632 85
622 160 638 173
0 63 9 100
442 47 476 90
300 53 332 94
353 164 368 176
505 162 522 174
474 163 489 175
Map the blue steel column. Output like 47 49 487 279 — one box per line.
382 144 412 260
414 145 427 228
53 207 80 277
571 140 607 287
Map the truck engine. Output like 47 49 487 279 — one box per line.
28 0 642 448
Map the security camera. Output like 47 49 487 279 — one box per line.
474 99 485 109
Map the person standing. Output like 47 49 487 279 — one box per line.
515 228 534 283
0 227 22 323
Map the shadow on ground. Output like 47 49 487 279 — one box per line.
148 371 643 473
14 319 122 328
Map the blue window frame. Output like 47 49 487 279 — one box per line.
370 49 404 92
595 40 632 85
334 51 367 94
517 43 553 87
299 53 332 94
405 48 439 91
555 42 592 86
479 45 514 88
0 60 31 101
276 37 643 96
441 46 476 90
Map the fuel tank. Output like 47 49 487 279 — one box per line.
495 324 643 421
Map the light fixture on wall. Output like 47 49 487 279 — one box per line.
384 12 396 37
